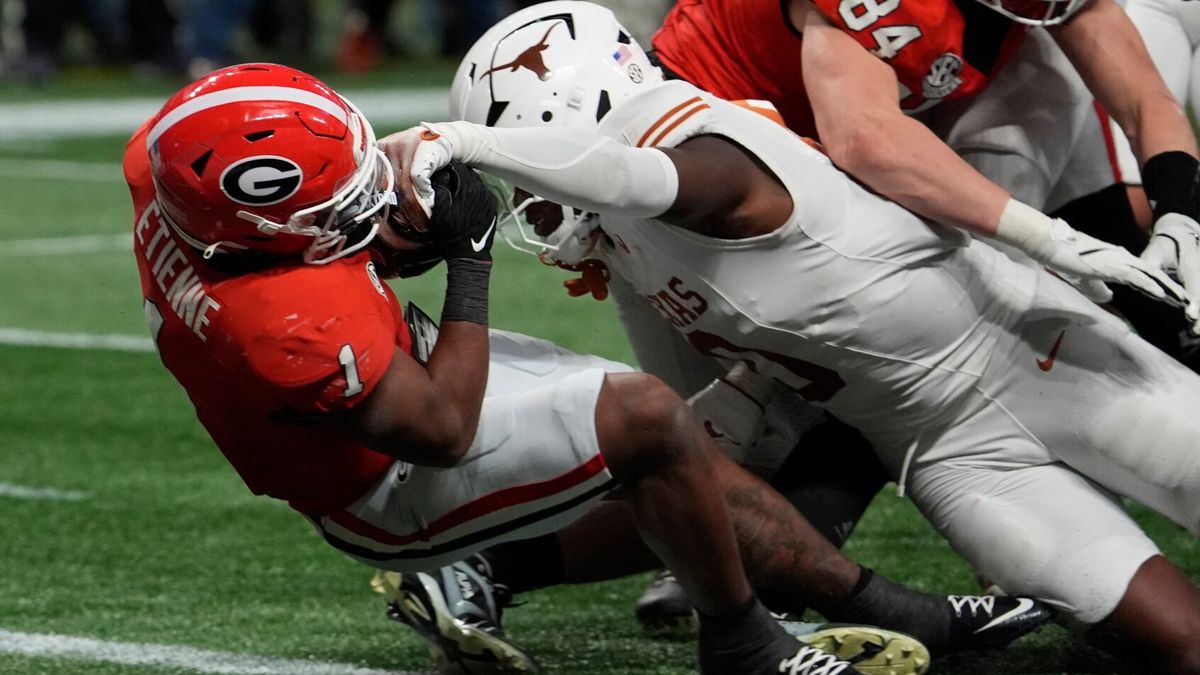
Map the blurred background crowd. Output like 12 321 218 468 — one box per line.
0 0 671 85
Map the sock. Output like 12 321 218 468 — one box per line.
477 534 566 596
697 596 793 668
825 567 952 653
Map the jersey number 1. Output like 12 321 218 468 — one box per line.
339 344 364 397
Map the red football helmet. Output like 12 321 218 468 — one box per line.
146 63 393 264
974 0 1087 25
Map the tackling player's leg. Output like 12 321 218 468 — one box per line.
1095 556 1200 673
594 372 868 674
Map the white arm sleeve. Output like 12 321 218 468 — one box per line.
424 120 679 218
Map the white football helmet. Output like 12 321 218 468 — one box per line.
449 1 663 260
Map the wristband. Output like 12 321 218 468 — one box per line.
993 198 1053 258
442 258 491 325
1142 151 1200 220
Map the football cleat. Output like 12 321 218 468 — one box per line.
778 644 867 675
782 621 930 675
699 623 866 675
634 570 697 636
370 556 539 673
944 594 1054 651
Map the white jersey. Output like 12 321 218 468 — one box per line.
583 80 1200 623
593 81 1038 462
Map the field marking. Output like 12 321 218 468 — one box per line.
0 233 131 256
0 328 154 353
0 158 123 183
0 482 91 501
0 629 422 675
0 88 449 140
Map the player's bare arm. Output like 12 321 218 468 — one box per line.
343 326 487 467
801 6 1011 236
1052 0 1197 163
1053 0 1200 328
346 163 499 467
658 136 794 238
801 2 1187 308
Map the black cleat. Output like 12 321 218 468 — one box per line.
371 556 539 673
944 594 1054 651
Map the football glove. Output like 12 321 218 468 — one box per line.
1141 212 1200 333
423 161 497 262
377 125 455 233
372 162 497 275
1029 218 1187 307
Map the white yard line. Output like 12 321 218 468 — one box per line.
0 88 449 140
0 629 420 675
0 233 131 256
0 328 154 353
0 482 91 501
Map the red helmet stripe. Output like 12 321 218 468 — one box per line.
147 86 349 150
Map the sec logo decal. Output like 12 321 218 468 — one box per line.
219 156 303 206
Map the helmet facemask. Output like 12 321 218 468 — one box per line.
974 0 1088 26
482 174 599 265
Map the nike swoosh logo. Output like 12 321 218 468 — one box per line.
702 420 727 440
1036 330 1066 372
471 217 496 253
973 597 1035 634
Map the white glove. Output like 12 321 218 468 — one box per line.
1142 212 1200 332
376 124 455 231
687 363 776 464
1036 219 1188 306
994 199 1188 307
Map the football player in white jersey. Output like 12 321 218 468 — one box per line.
385 2 1200 671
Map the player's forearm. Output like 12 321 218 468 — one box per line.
822 112 1010 235
1053 0 1198 163
424 258 491 462
422 321 488 463
422 121 679 218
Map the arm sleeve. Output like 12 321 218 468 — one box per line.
425 121 680 218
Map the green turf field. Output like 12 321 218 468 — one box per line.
0 77 1195 675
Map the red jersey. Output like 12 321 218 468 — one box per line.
652 0 817 137
126 121 410 516
653 0 1026 126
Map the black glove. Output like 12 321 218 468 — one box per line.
427 161 498 262
373 161 497 277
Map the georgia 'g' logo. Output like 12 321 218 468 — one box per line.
219 156 303 206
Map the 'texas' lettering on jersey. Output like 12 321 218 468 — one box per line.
136 202 221 341
645 277 709 328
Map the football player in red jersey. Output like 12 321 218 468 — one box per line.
653 0 1200 335
127 62 944 675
